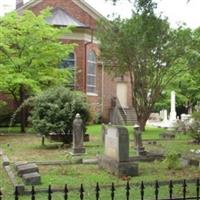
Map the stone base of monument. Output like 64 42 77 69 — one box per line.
98 156 138 177
22 172 41 185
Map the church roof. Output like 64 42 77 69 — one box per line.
16 0 104 20
46 8 88 27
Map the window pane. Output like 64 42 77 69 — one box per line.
61 52 75 69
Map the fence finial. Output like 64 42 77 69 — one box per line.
183 179 187 199
31 186 35 200
64 184 68 200
155 180 159 200
48 185 52 200
126 181 130 200
169 180 173 199
80 184 84 200
96 182 100 200
111 182 115 200
15 186 19 200
140 181 145 200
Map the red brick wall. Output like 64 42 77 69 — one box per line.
26 0 133 123
30 0 97 28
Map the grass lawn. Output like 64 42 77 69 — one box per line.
0 125 199 200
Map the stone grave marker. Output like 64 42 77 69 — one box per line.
98 126 138 177
22 172 41 185
17 163 39 177
71 113 85 155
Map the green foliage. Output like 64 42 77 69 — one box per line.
0 9 74 132
163 152 181 170
30 87 90 137
189 112 200 143
97 0 189 130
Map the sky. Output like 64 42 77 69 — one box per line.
0 0 199 29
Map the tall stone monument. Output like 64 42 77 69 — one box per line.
169 91 177 122
72 113 85 155
133 125 146 156
98 126 138 177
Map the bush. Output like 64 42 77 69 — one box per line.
163 152 180 170
30 87 90 140
189 112 200 143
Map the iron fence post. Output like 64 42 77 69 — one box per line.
31 186 35 200
197 178 199 200
155 180 159 200
48 185 52 200
183 179 187 200
79 184 84 200
126 181 130 200
64 184 68 200
95 182 100 200
14 186 19 200
140 181 145 200
169 180 173 200
111 182 115 200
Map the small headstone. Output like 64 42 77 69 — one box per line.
72 113 85 155
133 125 147 156
17 163 39 177
22 172 41 185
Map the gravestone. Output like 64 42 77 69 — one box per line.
22 172 41 185
72 113 85 155
98 126 138 177
133 125 147 156
17 163 39 177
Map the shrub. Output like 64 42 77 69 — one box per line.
30 87 90 140
189 112 200 143
163 152 180 170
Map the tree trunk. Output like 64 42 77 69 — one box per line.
138 117 147 131
19 85 26 133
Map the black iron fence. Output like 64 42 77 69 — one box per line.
0 179 199 200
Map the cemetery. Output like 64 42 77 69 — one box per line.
0 0 200 199
0 115 200 199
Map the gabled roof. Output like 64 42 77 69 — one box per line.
46 8 88 27
16 0 104 20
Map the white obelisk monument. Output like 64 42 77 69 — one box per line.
169 91 177 122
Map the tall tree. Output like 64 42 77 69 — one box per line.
97 0 189 130
0 10 74 133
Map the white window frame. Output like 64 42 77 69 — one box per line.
87 50 97 95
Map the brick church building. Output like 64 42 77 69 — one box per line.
16 0 137 124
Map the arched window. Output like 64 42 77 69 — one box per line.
61 52 76 87
87 50 96 94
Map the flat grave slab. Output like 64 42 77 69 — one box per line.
17 163 39 177
22 172 41 185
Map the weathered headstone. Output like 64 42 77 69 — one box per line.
72 113 85 155
133 125 146 156
98 126 138 177
22 172 41 185
17 163 39 177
